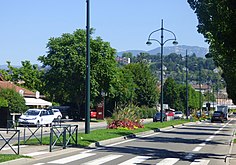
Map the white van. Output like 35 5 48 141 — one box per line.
18 109 54 126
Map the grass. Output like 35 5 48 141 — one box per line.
22 119 190 147
0 154 30 163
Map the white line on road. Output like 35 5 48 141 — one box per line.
199 142 206 146
82 154 123 165
33 163 45 165
48 153 95 164
192 146 202 152
209 135 214 139
190 159 210 165
117 156 151 165
156 158 179 165
23 151 48 157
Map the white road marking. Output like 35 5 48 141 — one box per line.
199 142 206 146
205 138 211 141
117 156 151 165
48 153 95 164
214 131 220 134
190 159 210 165
192 146 202 152
33 163 45 165
209 135 214 139
156 158 179 165
23 152 48 157
82 154 123 165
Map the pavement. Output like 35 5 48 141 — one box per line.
0 118 236 165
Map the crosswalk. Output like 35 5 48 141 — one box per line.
30 152 211 165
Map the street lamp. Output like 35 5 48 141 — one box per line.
85 0 90 134
185 50 189 119
146 19 178 122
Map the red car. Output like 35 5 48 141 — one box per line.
90 110 97 118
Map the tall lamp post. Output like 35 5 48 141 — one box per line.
185 50 189 119
85 0 90 134
146 19 178 122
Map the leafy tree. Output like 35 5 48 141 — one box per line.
125 62 159 107
163 77 181 110
0 88 27 113
0 61 43 92
38 29 118 114
0 97 8 107
109 67 137 108
188 0 236 103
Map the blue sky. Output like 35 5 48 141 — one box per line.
0 0 209 65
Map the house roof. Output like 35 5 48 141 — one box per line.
0 80 35 96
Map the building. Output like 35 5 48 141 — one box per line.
0 76 52 108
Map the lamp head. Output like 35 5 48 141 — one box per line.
146 41 152 45
172 40 178 45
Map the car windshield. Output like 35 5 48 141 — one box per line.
24 110 40 116
175 111 182 114
213 112 222 116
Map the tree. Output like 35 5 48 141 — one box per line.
0 88 27 113
0 61 44 92
188 0 236 103
109 67 137 108
38 29 118 115
163 77 182 110
124 62 159 107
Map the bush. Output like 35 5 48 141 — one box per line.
107 104 144 130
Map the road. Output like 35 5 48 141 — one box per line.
18 119 235 165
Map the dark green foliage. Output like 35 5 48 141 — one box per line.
0 88 27 113
124 63 159 107
188 0 236 104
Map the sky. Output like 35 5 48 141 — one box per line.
0 0 209 66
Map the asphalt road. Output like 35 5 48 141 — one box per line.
18 119 235 165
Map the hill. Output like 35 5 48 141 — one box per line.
117 45 208 58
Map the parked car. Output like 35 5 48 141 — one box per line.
18 109 54 126
52 109 62 119
211 111 224 123
153 112 166 122
174 111 183 119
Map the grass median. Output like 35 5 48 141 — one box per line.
22 119 191 147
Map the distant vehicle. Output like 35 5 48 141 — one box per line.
49 106 71 119
174 111 183 119
90 109 97 118
211 111 224 123
18 109 54 126
52 109 62 119
216 105 229 120
153 112 166 122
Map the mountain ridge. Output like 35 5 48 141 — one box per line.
117 45 209 57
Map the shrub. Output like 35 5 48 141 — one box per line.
107 104 144 130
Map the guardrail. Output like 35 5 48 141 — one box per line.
0 129 20 154
49 124 78 152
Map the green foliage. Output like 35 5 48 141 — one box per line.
0 88 27 113
1 61 43 92
124 63 159 107
0 97 8 107
188 0 236 104
38 29 118 111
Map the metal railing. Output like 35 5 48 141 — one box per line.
0 129 20 154
49 124 78 152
